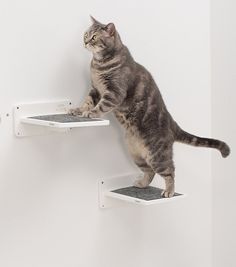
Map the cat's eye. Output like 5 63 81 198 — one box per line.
92 35 97 41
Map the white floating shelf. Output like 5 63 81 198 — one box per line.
21 114 109 128
14 100 109 137
99 173 186 208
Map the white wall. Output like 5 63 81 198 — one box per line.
0 1 212 267
211 1 236 267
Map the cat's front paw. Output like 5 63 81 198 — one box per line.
161 189 175 198
68 108 83 116
82 110 100 118
133 175 150 188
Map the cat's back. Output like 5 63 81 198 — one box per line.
124 60 163 109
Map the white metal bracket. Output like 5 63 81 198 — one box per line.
14 100 109 137
14 100 71 137
99 173 186 209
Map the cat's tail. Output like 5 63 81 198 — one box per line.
175 127 230 158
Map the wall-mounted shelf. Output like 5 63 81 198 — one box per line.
99 173 186 208
21 114 109 128
14 100 109 137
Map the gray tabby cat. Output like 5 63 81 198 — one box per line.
70 17 230 197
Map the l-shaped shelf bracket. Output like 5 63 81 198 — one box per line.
14 100 109 137
99 173 186 208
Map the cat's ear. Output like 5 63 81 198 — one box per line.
90 15 100 24
105 23 116 36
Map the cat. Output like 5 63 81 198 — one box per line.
69 16 230 197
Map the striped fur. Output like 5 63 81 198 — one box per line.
70 18 230 197
175 128 230 158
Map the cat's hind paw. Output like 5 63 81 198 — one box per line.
161 190 175 198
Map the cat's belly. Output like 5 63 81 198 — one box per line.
114 110 149 160
125 130 149 161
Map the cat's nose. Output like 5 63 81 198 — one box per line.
84 33 88 42
84 36 89 44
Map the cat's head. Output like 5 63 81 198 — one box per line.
84 16 120 56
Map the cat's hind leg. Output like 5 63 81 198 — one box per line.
148 149 175 198
161 170 175 198
133 157 155 188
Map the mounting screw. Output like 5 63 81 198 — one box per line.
6 113 9 117
17 107 19 110
69 102 72 105
101 181 104 184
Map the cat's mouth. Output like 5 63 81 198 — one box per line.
84 41 104 54
84 42 93 51
84 40 89 46
84 41 90 48
85 42 100 53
